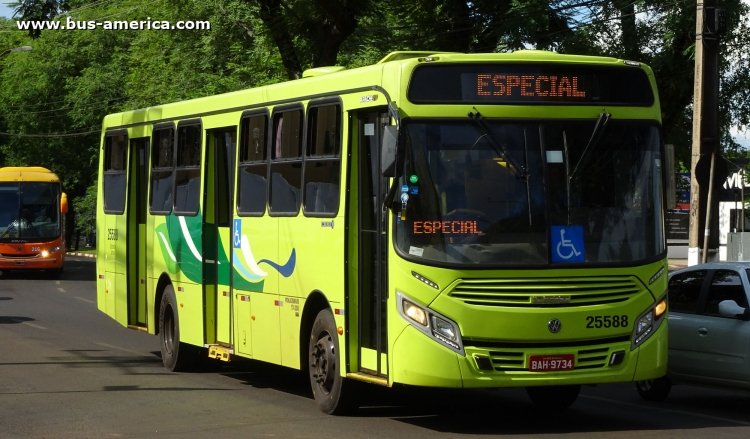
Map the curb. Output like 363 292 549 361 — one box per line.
68 252 96 258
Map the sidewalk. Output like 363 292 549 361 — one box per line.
668 258 688 270
67 251 96 258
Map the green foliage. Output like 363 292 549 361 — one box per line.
2 0 750 240
74 180 97 238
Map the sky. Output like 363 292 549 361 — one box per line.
0 3 13 19
732 128 750 149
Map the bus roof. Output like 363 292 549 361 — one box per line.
101 50 652 129
0 166 61 183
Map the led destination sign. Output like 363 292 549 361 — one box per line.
475 74 586 99
408 63 654 105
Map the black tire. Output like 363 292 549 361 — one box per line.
308 308 355 415
526 385 581 409
636 377 672 401
159 285 200 371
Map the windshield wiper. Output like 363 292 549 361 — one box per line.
569 111 610 182
468 108 527 181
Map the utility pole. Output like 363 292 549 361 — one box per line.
688 0 723 265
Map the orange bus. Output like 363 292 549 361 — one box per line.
0 167 68 275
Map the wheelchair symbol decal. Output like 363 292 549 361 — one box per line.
551 225 585 263
233 219 242 248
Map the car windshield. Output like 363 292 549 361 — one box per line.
393 119 665 266
0 182 61 242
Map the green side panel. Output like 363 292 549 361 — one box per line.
154 222 178 275
251 293 281 364
175 281 205 346
234 293 252 356
166 214 203 282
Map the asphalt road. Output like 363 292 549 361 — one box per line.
2 256 750 438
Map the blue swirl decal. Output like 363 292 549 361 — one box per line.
260 248 296 278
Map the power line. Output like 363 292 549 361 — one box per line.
0 128 99 138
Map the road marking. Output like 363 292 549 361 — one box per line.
74 296 95 304
57 287 66 293
22 321 47 330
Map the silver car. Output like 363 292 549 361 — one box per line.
636 261 750 401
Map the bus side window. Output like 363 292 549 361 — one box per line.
269 107 303 215
103 132 128 214
150 125 175 214
303 103 341 216
174 121 202 215
237 112 269 216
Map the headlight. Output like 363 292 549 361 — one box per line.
41 246 62 258
632 296 667 348
398 292 464 354
401 298 428 326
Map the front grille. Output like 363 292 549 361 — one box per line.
465 337 630 372
0 253 37 258
482 347 613 371
449 276 642 307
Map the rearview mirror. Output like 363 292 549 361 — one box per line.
61 192 69 214
381 125 398 177
718 300 750 320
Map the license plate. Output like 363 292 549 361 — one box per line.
528 354 575 371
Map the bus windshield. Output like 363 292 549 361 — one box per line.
0 182 61 242
393 119 664 266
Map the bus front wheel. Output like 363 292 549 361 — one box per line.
308 308 354 414
636 377 672 401
159 285 199 371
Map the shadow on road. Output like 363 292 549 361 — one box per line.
211 357 750 434
0 256 95 281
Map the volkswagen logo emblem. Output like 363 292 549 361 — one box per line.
547 318 562 333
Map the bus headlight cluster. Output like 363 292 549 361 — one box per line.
40 246 62 258
398 292 464 355
632 295 667 348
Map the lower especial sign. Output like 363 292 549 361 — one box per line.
413 220 480 235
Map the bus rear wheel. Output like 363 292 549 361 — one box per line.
159 285 199 371
526 385 580 409
308 308 354 414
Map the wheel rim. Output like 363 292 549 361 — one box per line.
310 331 336 394
637 380 654 392
163 306 176 357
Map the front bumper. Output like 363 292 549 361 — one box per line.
391 321 667 388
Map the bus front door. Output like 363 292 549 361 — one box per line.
204 128 236 351
352 111 390 379
127 138 149 328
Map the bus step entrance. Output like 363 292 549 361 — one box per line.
208 345 232 362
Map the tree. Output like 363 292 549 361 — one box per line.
3 0 750 243
250 0 371 78
9 0 70 37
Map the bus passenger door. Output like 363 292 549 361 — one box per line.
352 111 390 379
204 128 236 347
127 138 149 328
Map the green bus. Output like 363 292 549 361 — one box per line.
96 50 668 413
